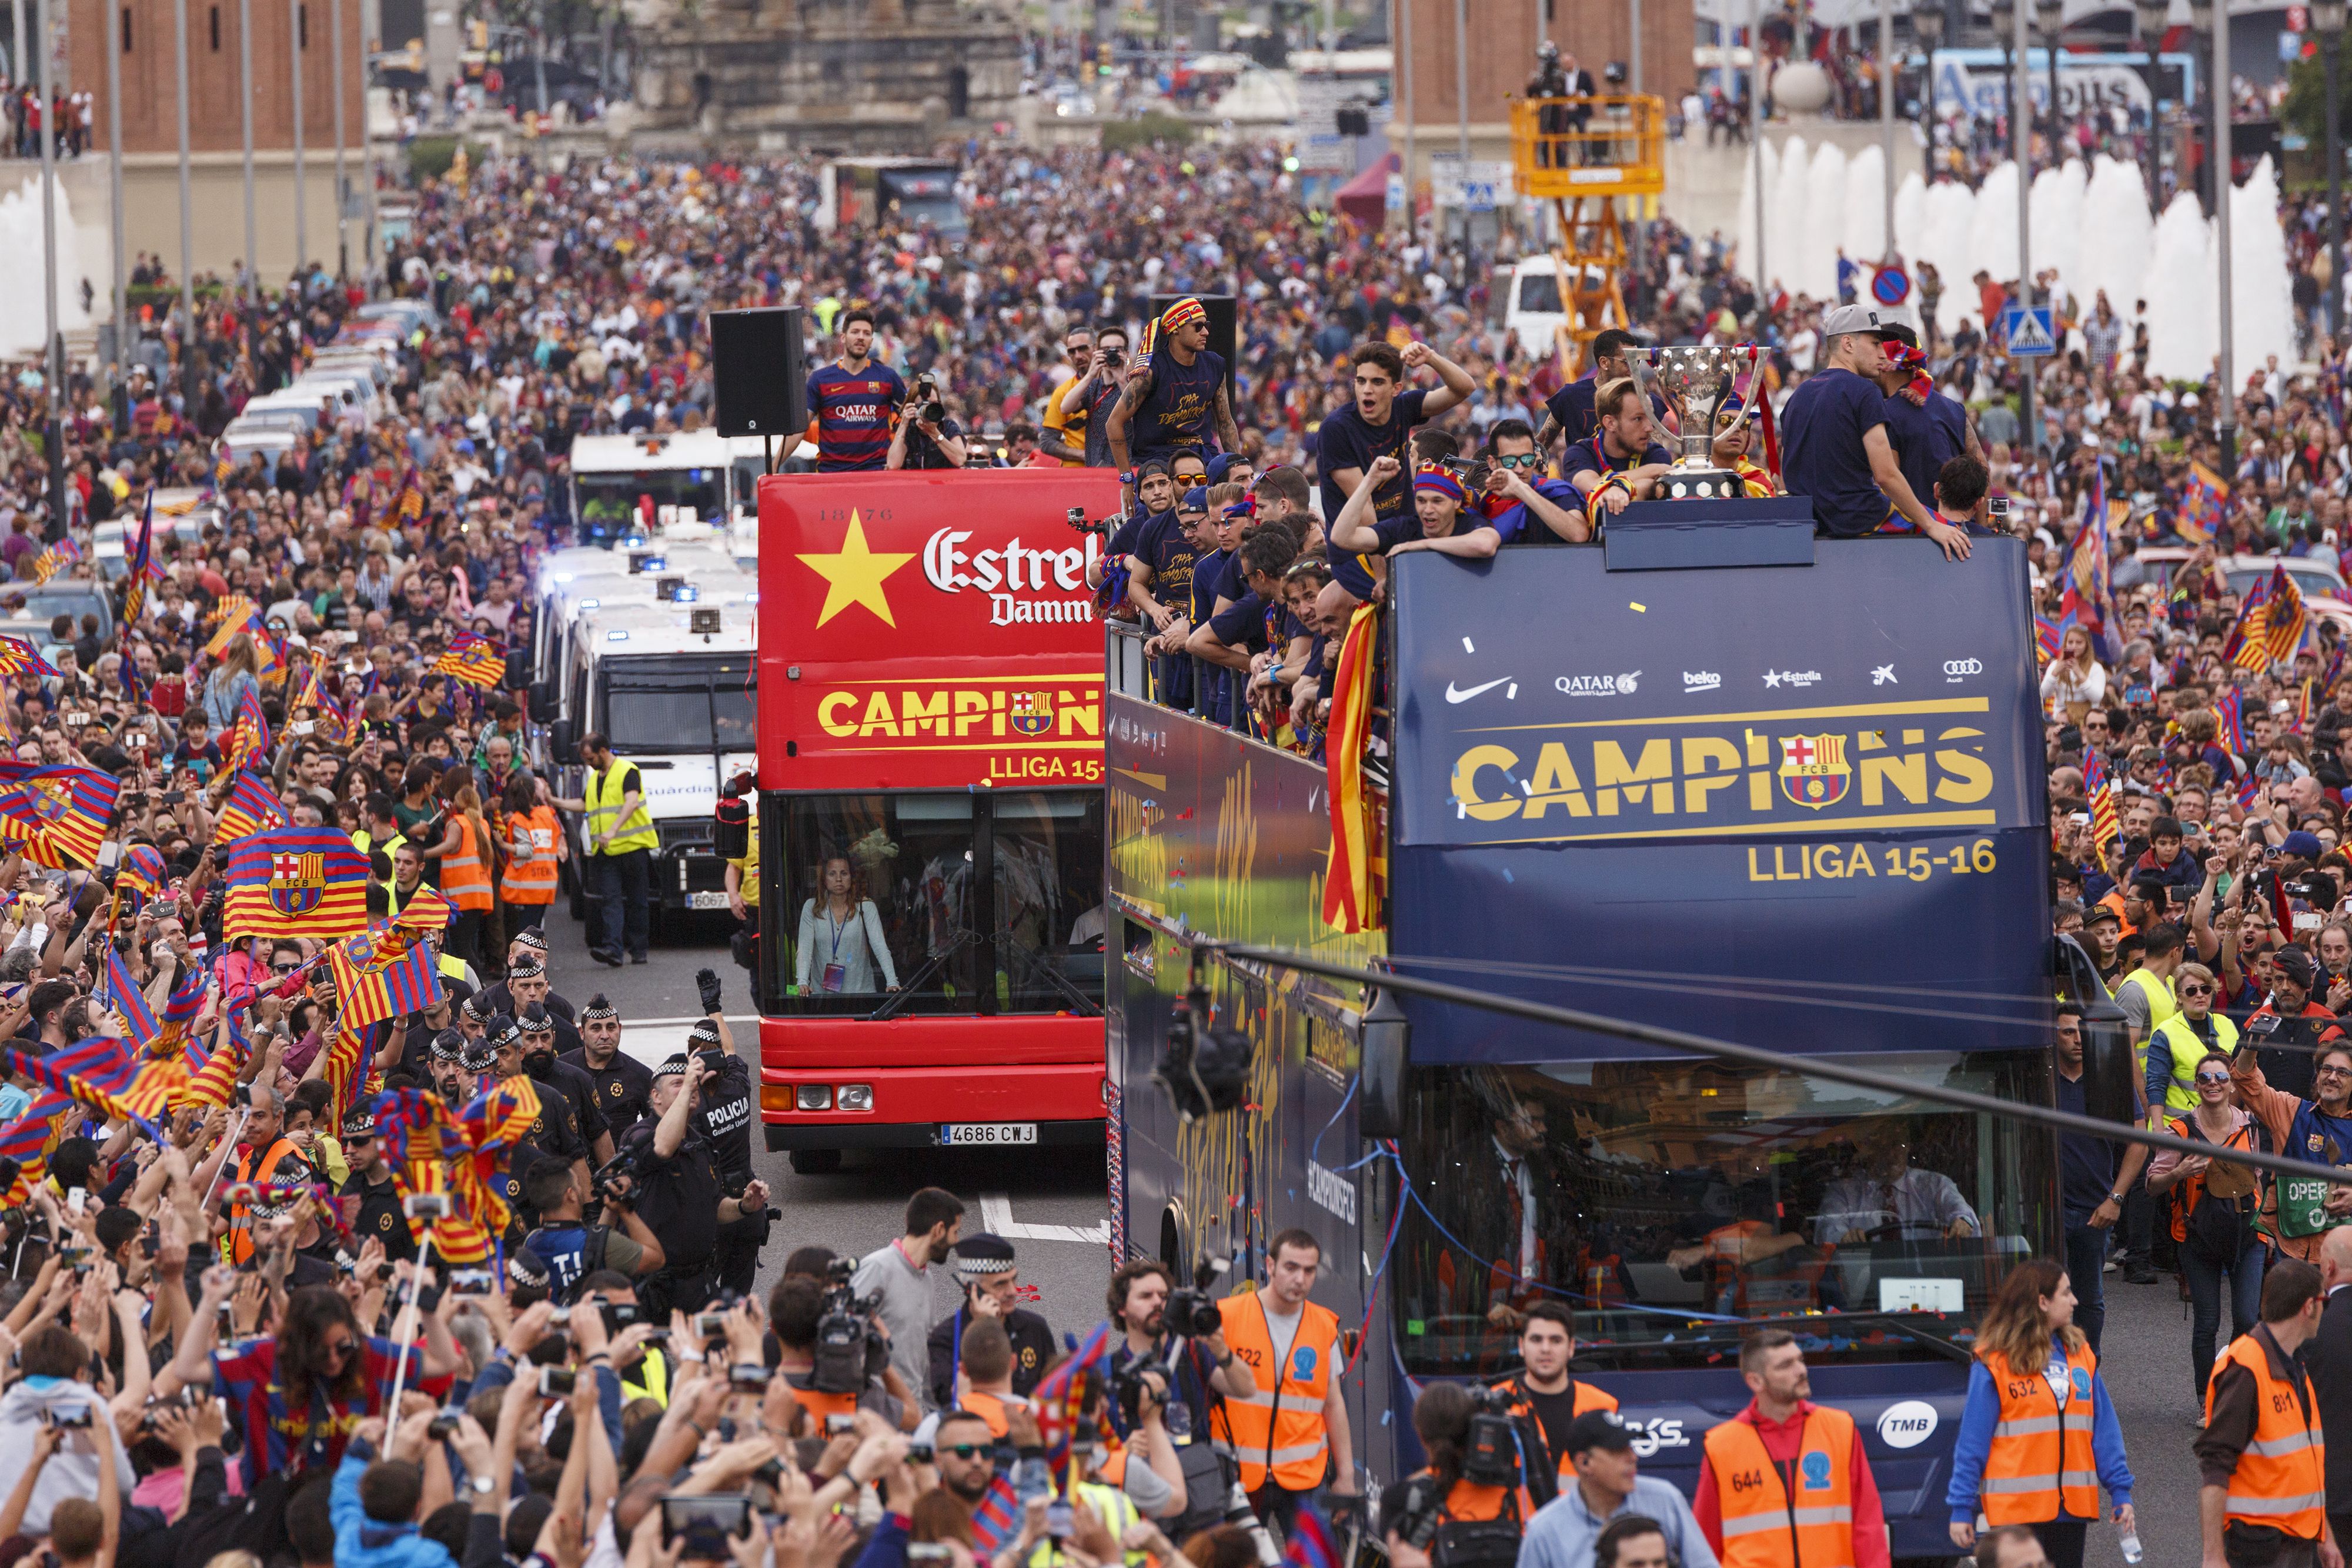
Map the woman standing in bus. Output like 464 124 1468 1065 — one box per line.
2039 625 2105 726
796 855 900 995
1946 1261 2134 1568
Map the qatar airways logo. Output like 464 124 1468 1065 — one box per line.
923 529 1100 625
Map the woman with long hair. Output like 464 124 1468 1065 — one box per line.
202 633 262 732
1945 1261 2134 1568
2148 1048 2270 1402
2039 624 2106 726
794 855 898 994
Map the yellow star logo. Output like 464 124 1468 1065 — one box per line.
797 510 914 627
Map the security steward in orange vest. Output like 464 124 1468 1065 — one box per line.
216 1081 314 1266
1695 1329 1890 1568
1210 1228 1361 1534
1489 1300 1616 1496
1377 1383 1534 1568
2196 1258 2336 1568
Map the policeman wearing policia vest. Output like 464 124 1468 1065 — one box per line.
1208 1228 1361 1533
2146 962 2240 1122
1489 1300 1616 1496
1695 1330 1885 1568
2198 1259 2331 1568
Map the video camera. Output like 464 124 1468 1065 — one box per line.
1067 506 1112 537
1153 985 1254 1121
810 1256 890 1394
590 1151 637 1203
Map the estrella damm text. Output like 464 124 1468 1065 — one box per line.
1746 838 1999 883
813 679 1102 749
1439 698 2008 845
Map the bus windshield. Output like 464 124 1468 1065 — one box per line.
574 469 726 540
1394 1051 2059 1375
597 656 756 753
769 790 1104 1017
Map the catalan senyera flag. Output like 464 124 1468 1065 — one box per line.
329 926 443 1028
222 825 369 941
0 766 122 870
0 636 55 678
119 489 155 635
223 684 270 773
2229 563 2306 671
2180 460 2227 547
213 770 287 847
1321 603 1384 934
2084 747 2119 855
202 596 259 637
432 630 506 690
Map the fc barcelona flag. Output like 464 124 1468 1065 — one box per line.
213 769 286 847
222 825 369 940
432 630 506 690
0 766 121 869
329 927 443 1027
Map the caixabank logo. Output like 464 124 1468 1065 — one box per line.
1428 696 2014 845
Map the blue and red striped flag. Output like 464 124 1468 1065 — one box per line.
2179 460 2227 546
0 636 56 678
221 825 369 941
433 630 506 690
118 489 155 637
223 684 270 773
2216 686 2248 755
213 769 286 847
0 766 122 870
118 843 168 900
102 946 159 1046
6 1035 167 1132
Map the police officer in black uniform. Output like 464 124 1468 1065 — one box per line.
520 1002 613 1166
335 1106 415 1263
925 1232 1057 1409
613 1051 769 1318
483 1013 587 1232
426 1027 473 1108
687 969 764 1296
478 930 576 1022
562 994 653 1136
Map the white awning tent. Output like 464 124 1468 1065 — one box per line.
1693 0 2253 29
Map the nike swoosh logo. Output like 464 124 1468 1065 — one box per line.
1445 678 1509 704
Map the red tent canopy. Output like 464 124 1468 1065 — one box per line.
1335 153 1398 230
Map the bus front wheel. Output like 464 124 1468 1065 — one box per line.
789 1148 843 1175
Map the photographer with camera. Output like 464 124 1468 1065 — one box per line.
1102 1259 1261 1540
1378 1383 1532 1568
768 1273 914 1432
888 376 968 471
1053 323 1130 469
1207 1229 1358 1535
519 1158 665 1300
927 1233 1054 1412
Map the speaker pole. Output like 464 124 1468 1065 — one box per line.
764 433 774 477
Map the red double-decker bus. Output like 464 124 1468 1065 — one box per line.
753 470 1119 1171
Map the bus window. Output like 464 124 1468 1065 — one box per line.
1391 1053 2059 1376
773 790 1103 1016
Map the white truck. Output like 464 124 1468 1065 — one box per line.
567 430 734 544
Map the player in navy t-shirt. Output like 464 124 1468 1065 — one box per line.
1779 305 1970 560
1107 298 1242 490
1536 327 1673 454
1561 379 1676 525
804 309 907 472
1315 340 1475 604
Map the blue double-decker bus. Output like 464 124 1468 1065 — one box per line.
1104 534 2065 1557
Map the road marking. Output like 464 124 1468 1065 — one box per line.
981 1192 1109 1245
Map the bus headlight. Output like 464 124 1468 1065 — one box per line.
795 1085 833 1111
836 1084 873 1112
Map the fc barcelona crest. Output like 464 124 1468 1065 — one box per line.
1009 691 1053 736
1778 733 1850 810
270 850 327 914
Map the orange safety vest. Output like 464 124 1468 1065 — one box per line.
2165 1114 2266 1246
499 805 560 905
442 814 493 912
2205 1333 2327 1541
1975 1345 2100 1524
220 1137 303 1265
1702 1406 1859 1568
960 1389 1028 1439
781 1376 858 1429
1209 1290 1341 1492
1490 1375 1618 1487
1426 1470 1533 1525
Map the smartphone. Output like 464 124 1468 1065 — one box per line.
538 1366 576 1397
402 1193 449 1219
448 1269 496 1298
427 1413 460 1440
599 1300 641 1334
693 1310 727 1339
65 1188 85 1217
65 713 88 728
94 842 121 872
43 1406 93 1430
824 1413 855 1436
291 721 313 736
161 791 185 805
730 1365 769 1393
1046 1503 1074 1542
907 1443 934 1464
2069 811 2091 826
661 1496 752 1552
907 1549 953 1564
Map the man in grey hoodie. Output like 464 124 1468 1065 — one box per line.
0 1325 138 1534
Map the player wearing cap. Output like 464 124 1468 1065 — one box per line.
335 1107 415 1264
1779 303 1972 563
1515 1410 1719 1568
561 993 654 1136
925 1232 1057 1410
1693 1330 1887 1568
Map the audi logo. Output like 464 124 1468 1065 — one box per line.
1943 660 1983 676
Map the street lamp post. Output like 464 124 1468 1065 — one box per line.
2210 0 2235 471
1913 0 1943 165
2319 0 2346 341
2037 0 2063 160
1992 0 2034 450
2189 0 2214 213
2134 0 2167 210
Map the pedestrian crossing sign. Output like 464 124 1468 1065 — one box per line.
2002 306 2056 358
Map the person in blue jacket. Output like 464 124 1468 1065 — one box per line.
332 1411 507 1568
1946 1260 2135 1568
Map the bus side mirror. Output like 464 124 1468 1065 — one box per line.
548 718 574 762
529 677 554 716
1359 988 1408 1141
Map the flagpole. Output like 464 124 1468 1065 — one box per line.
385 1238 437 1413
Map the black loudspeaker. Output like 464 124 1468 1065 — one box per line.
709 306 807 440
1148 293 1237 405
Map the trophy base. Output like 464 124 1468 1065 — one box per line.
1646 467 1748 502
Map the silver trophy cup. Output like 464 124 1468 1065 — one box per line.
1628 345 1746 501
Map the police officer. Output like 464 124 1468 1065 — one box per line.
689 970 762 1296
614 1052 769 1317
425 1027 473 1107
926 1232 1057 1409
1491 1301 1618 1494
485 1012 589 1223
335 1107 415 1263
562 993 653 1136
216 1082 312 1266
519 1001 612 1168
1209 1227 1360 1533
478 930 574 1021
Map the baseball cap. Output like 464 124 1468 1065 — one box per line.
1819 303 1887 339
2084 905 2122 928
1565 1410 1634 1456
2284 831 2326 860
